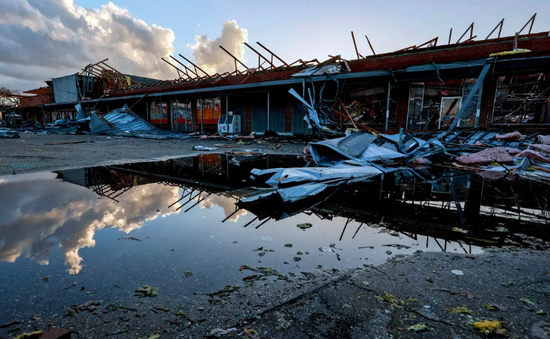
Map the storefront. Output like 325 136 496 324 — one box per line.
406 79 480 130
492 72 550 125
171 99 193 132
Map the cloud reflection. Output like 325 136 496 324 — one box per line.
0 178 181 274
199 194 247 222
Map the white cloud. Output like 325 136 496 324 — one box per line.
0 0 176 91
189 20 248 75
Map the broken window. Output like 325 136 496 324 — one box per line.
197 97 221 124
492 73 550 124
407 80 477 130
407 83 424 129
149 101 168 124
172 99 192 132
345 82 397 126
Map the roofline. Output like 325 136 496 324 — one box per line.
43 55 550 107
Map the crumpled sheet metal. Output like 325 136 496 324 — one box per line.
239 129 550 216
288 88 342 137
252 166 386 188
0 128 20 138
90 105 189 140
240 180 342 204
47 126 78 134
308 131 405 166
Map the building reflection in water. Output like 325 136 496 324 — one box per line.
0 153 548 274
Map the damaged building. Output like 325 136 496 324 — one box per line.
16 15 550 136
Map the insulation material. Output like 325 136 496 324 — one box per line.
537 135 550 145
495 131 523 140
530 144 550 153
515 150 550 163
456 147 515 165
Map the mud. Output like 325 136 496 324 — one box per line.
1 249 549 338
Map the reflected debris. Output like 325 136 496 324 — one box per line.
307 173 550 250
0 151 546 275
53 153 550 252
230 128 550 246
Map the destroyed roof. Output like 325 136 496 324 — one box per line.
98 31 550 98
89 104 190 140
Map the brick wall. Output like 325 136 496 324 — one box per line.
106 34 550 101
284 96 293 133
347 33 550 73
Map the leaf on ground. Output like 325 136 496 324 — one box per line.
471 320 505 335
407 323 427 332
376 293 404 308
446 306 472 315
484 304 508 311
520 298 536 305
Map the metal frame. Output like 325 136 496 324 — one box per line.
406 82 425 130
438 96 463 129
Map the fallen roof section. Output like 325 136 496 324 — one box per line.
89 105 190 140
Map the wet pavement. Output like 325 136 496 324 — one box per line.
1 153 549 337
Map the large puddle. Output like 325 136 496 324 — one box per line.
1 153 549 323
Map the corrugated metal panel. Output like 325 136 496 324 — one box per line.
61 169 88 187
52 75 78 103
251 93 267 132
127 75 160 84
230 94 247 133
90 105 189 139
292 103 312 135
269 91 285 133
20 94 52 107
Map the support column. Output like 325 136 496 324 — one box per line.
200 96 204 134
474 81 483 127
225 94 229 114
267 91 270 131
385 80 391 131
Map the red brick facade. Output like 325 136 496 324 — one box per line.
284 96 293 133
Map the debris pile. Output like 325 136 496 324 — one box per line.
0 128 19 138
234 127 550 220
90 104 189 140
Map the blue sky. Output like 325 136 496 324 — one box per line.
1 0 549 90
76 0 550 63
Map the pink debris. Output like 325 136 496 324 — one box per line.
456 147 515 165
411 158 428 166
515 150 550 163
502 147 521 155
478 171 507 180
537 135 550 145
495 131 523 140
530 144 550 154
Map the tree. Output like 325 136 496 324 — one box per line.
0 87 20 107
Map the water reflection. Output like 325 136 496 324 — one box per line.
0 153 549 278
0 173 181 273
